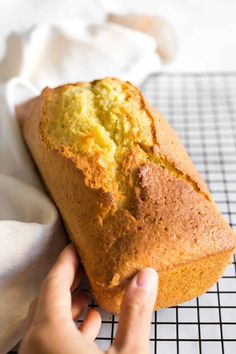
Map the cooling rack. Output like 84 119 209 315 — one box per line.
8 73 236 354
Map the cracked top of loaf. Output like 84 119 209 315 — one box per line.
40 78 211 212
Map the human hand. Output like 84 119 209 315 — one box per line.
19 244 158 354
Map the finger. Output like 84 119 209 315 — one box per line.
72 290 88 320
79 309 102 341
114 268 158 353
35 244 79 323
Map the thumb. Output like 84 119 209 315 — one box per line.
114 268 158 353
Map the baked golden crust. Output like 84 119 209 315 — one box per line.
17 79 236 314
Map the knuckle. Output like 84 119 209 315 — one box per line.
126 295 147 317
42 274 60 292
44 273 57 285
44 270 67 287
41 276 50 291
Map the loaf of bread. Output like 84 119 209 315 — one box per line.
17 78 236 314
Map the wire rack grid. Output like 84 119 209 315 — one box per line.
8 73 236 354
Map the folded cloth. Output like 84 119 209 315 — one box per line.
0 78 68 354
0 19 160 353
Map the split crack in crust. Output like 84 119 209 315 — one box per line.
40 78 210 221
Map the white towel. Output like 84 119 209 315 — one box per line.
0 19 160 353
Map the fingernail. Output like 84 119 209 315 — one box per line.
136 268 158 292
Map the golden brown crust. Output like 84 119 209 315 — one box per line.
16 79 236 314
141 96 212 201
93 249 234 314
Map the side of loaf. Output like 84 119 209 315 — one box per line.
17 78 236 314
